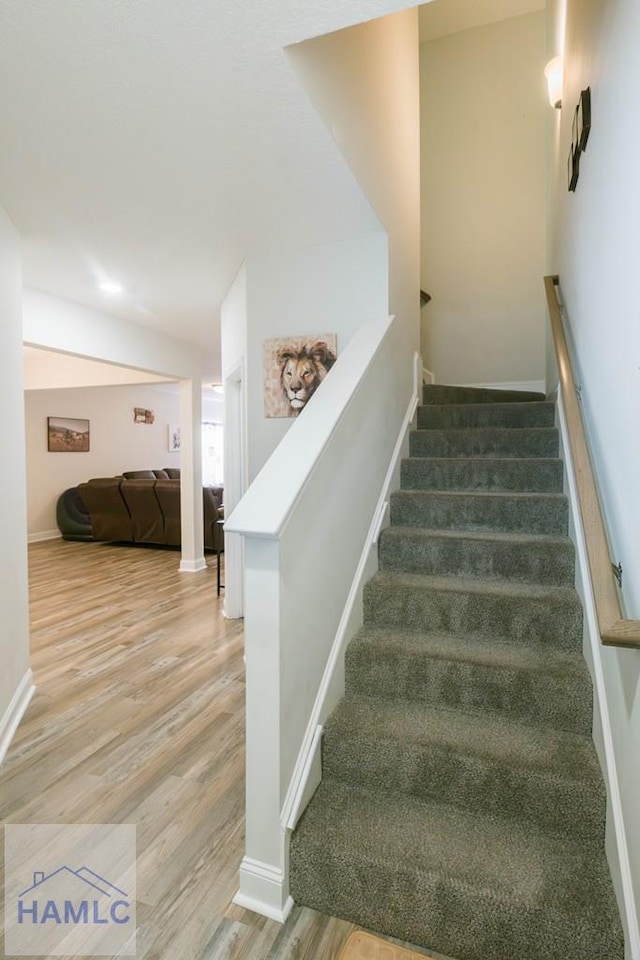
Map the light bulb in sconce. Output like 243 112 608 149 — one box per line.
545 57 563 109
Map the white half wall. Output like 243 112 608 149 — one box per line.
420 12 547 384
0 204 31 754
547 0 640 939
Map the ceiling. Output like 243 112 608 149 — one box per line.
0 0 423 381
419 0 545 42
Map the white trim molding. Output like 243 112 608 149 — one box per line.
28 530 62 544
558 392 640 960
233 857 294 923
455 379 546 394
178 558 207 573
0 669 35 765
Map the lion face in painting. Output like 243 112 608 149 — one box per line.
277 341 337 415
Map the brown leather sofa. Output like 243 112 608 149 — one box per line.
75 477 223 552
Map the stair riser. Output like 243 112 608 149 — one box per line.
379 531 575 585
423 385 545 405
322 738 604 850
290 851 621 960
410 429 559 459
401 458 564 492
418 403 555 430
363 583 582 650
390 492 568 535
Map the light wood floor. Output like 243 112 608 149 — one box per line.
1 540 443 960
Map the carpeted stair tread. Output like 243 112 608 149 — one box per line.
363 572 582 649
290 781 623 960
366 570 578 602
422 384 546 405
401 456 564 492
418 401 555 430
410 427 558 459
326 698 600 781
346 627 592 733
348 625 588 676
323 699 605 845
379 526 575 584
390 489 567 535
290 388 622 960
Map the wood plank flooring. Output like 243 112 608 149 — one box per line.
1 540 445 960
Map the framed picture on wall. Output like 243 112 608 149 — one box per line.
262 334 337 418
577 87 591 152
168 424 181 452
568 144 580 192
47 417 90 453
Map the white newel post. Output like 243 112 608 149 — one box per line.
233 537 293 921
179 378 206 573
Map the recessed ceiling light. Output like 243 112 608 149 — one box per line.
99 281 124 296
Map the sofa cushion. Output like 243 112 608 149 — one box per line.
77 479 134 542
154 480 181 546
122 470 156 480
120 480 165 545
153 469 170 480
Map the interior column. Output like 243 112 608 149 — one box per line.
179 378 206 572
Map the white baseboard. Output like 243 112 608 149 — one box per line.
455 379 546 394
233 857 294 923
279 377 419 834
178 557 207 573
557 393 640 960
28 530 61 543
0 669 35 765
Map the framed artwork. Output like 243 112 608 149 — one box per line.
47 417 90 453
577 87 591 152
263 334 337 418
568 143 580 192
168 424 181 452
134 407 155 424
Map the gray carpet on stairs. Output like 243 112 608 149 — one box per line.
289 384 624 960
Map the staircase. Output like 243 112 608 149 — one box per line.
290 384 624 960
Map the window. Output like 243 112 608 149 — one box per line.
202 422 223 486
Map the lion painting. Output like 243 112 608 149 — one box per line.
263 334 338 418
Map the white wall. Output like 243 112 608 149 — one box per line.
547 0 640 936
23 289 202 380
420 13 547 384
24 347 170 390
244 231 389 480
24 384 186 537
289 7 421 364
0 205 31 747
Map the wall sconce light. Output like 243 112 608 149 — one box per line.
545 57 563 109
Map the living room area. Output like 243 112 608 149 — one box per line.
23 341 225 554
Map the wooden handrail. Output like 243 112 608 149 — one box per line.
544 275 640 649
